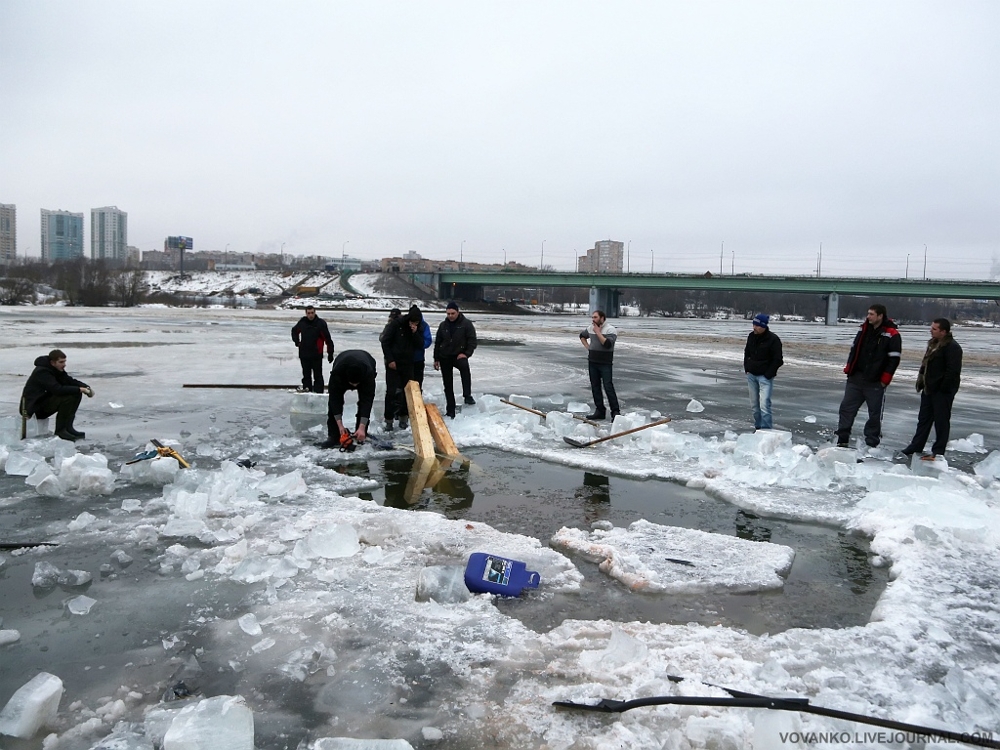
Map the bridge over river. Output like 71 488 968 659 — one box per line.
428 271 1000 324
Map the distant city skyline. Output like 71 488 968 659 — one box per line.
2 2 998 279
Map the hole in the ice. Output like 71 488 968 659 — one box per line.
353 448 888 636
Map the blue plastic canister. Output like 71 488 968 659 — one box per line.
464 552 540 597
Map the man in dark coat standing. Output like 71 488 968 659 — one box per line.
291 306 334 393
380 307 422 430
900 318 962 461
323 350 377 448
21 349 94 441
835 303 902 449
433 301 477 419
579 309 620 421
743 313 783 430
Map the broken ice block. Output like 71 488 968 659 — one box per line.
685 399 705 413
415 565 471 604
306 523 360 559
162 694 254 750
5 451 45 477
31 561 62 588
507 394 533 408
67 595 97 615
0 672 64 739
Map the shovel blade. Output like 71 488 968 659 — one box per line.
562 436 591 448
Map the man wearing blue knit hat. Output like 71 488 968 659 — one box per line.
743 314 783 430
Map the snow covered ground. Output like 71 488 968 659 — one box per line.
1 307 999 749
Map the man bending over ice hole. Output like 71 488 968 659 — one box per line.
323 350 378 449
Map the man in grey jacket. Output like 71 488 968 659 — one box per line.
579 310 620 421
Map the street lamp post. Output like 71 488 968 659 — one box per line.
541 240 546 270
650 249 653 273
905 254 910 279
923 244 927 280
461 240 465 264
503 248 506 266
280 243 285 271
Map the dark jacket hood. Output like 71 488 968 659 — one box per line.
34 356 52 367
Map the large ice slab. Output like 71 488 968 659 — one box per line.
162 695 254 750
551 519 795 593
0 672 64 739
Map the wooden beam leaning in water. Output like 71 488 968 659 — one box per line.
404 380 435 460
425 404 461 458
183 384 301 389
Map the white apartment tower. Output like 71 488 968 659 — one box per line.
91 206 128 262
0 203 15 265
577 239 624 273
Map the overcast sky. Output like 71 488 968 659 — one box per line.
2 2 998 279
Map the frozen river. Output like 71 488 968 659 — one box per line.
1 306 999 749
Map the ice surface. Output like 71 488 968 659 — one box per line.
415 565 472 604
67 594 97 614
306 522 360 558
551 519 795 593
0 415 19 446
0 672 64 739
686 398 705 412
161 695 254 750
87 722 155 749
5 450 44 476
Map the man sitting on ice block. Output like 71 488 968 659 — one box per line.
21 349 94 442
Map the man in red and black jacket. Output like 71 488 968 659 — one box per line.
291 306 334 393
835 303 902 449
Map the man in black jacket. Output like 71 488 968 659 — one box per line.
900 318 962 461
21 349 94 441
291 306 334 393
743 314 783 430
433 301 477 418
323 350 377 448
380 308 422 430
835 303 902 449
579 309 620 421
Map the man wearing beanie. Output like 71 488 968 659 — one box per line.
743 314 783 430
433 301 477 418
323 349 378 447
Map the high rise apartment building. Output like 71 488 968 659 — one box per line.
0 203 15 265
91 206 128 262
40 209 85 263
577 239 624 273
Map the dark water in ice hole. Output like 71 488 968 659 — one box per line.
334 447 887 636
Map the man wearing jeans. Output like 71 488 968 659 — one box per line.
743 314 783 430
580 310 620 421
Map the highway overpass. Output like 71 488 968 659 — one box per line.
430 271 1000 324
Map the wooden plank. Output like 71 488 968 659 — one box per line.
425 404 461 457
404 380 435 460
425 457 454 489
403 457 436 504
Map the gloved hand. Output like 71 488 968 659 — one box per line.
84 387 94 398
328 354 334 363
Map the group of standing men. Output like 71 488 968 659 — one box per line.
742 303 963 460
290 302 477 448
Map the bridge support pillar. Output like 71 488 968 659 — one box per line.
825 293 839 326
589 287 621 317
